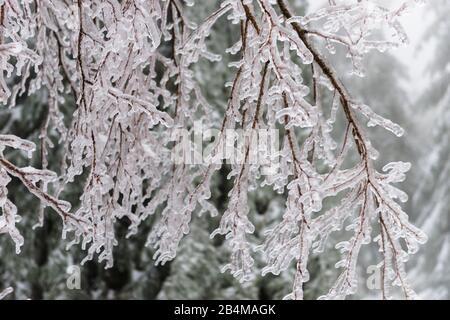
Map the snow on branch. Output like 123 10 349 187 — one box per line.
0 286 13 300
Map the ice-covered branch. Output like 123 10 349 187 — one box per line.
0 0 427 300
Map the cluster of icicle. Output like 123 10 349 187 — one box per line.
0 0 426 299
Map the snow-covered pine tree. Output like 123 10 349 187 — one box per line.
409 0 450 299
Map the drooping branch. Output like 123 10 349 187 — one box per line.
277 0 368 159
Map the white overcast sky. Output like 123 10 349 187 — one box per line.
306 0 434 100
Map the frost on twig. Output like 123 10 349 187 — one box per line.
0 135 76 253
